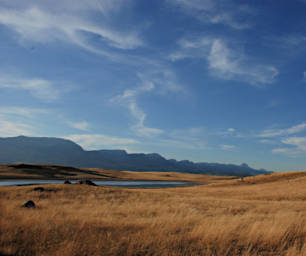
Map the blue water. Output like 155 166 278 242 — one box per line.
0 179 192 188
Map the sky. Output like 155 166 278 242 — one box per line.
0 0 306 171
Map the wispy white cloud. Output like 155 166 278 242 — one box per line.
170 37 278 85
138 71 186 95
0 75 61 101
111 78 164 137
221 144 237 151
215 127 238 137
272 137 306 157
259 139 278 144
209 12 251 30
128 100 164 137
0 105 49 137
0 120 33 137
0 0 126 13
0 1 142 56
169 37 212 61
111 70 187 137
67 121 90 131
0 106 48 118
271 147 298 156
65 134 139 150
282 137 306 151
257 123 306 156
279 35 306 48
258 122 306 138
168 0 254 29
207 39 278 85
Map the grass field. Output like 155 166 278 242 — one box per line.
0 170 305 256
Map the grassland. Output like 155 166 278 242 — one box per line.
0 169 306 256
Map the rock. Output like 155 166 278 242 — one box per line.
78 180 96 186
23 200 35 208
64 180 72 184
33 187 44 192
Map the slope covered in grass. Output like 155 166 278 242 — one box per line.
0 163 235 184
0 171 305 256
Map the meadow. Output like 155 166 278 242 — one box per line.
0 170 305 256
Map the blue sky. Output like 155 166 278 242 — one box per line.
1 0 306 171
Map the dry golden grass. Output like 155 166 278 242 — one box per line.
0 171 305 256
112 170 235 183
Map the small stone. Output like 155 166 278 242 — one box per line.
23 200 35 208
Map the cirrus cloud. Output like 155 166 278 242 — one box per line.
168 0 254 30
170 37 278 85
258 122 306 138
0 1 142 56
65 134 139 150
0 75 61 101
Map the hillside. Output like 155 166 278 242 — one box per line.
0 163 237 185
0 136 270 176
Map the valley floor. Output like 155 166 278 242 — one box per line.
0 171 306 256
0 163 235 184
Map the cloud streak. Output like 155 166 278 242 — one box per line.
259 122 306 138
171 37 278 85
0 75 61 101
256 122 306 157
0 1 142 56
221 144 237 151
111 69 187 137
111 77 164 137
168 0 254 29
0 120 33 137
67 121 91 131
282 137 306 152
0 105 50 137
208 40 278 85
65 134 139 150
0 106 48 118
272 137 306 157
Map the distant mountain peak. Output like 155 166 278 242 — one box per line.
0 136 271 176
241 163 249 167
146 153 165 160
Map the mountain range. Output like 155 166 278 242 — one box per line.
0 136 271 176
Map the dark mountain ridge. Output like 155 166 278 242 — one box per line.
0 136 271 176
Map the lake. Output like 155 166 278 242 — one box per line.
0 179 193 188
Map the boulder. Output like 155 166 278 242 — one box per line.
33 187 44 192
23 200 35 208
78 180 96 186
